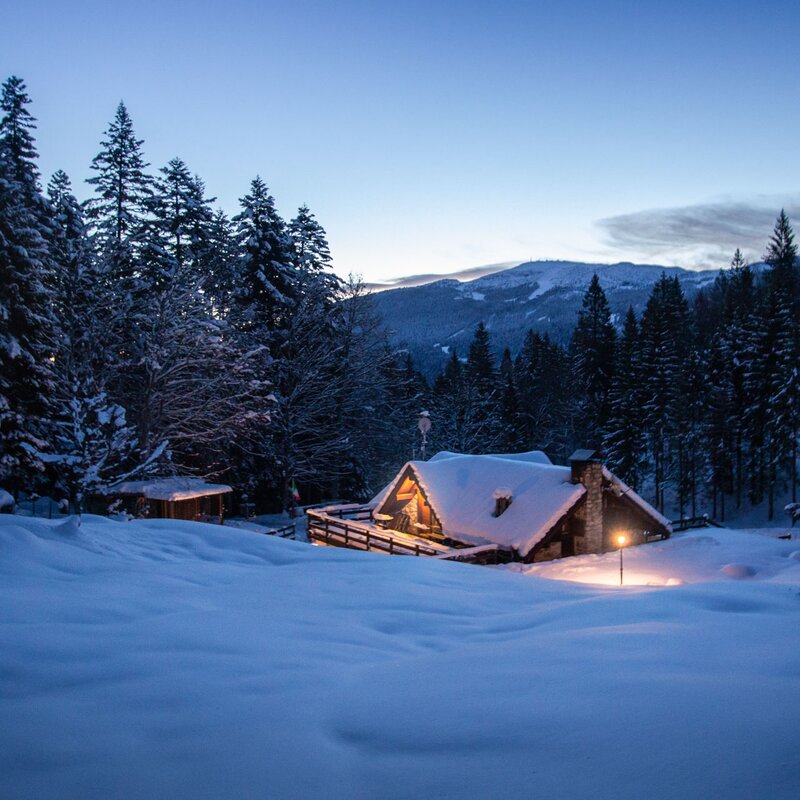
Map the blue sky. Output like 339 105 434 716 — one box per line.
4 0 800 282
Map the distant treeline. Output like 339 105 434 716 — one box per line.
421 227 800 521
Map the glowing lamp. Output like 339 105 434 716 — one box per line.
616 532 628 585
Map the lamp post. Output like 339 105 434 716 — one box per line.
418 411 431 461
616 533 627 586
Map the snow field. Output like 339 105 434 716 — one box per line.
1 516 799 799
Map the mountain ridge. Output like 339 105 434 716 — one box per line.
369 259 727 377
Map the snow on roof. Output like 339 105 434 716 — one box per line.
376 454 584 556
428 450 552 465
602 467 672 532
108 477 233 502
0 488 14 509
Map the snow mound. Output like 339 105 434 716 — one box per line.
509 529 800 586
720 563 757 579
0 488 13 510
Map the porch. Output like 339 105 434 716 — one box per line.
306 505 513 564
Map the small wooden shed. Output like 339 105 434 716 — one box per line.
103 477 233 523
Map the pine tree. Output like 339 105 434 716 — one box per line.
0 77 56 492
41 170 140 507
429 345 503 455
204 209 239 316
465 321 497 392
675 345 708 518
639 275 690 511
288 204 339 296
706 330 734 519
515 330 570 458
759 212 800 515
231 176 297 336
726 254 756 508
570 274 616 447
604 307 646 491
498 347 522 451
764 209 798 298
85 101 153 281
150 158 215 273
0 76 39 188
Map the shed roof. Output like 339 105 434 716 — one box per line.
107 477 233 502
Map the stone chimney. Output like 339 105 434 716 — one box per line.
569 449 604 553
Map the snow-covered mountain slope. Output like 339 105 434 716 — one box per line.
1 514 798 799
369 259 724 376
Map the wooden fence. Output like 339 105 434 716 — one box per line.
306 509 444 557
671 515 725 532
266 521 296 538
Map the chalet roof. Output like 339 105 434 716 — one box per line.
373 453 584 557
602 467 672 531
107 477 233 502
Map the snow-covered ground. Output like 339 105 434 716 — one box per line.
1 516 799 799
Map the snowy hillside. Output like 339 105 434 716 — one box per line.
370 259 725 376
1 514 799 799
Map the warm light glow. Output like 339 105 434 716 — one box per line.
616 534 627 547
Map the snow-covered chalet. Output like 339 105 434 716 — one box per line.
312 449 671 563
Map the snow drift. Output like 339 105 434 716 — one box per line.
1 515 799 799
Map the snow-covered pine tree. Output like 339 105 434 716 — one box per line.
604 307 646 492
706 328 734 519
203 209 239 317
761 211 800 514
724 253 756 508
675 343 708 518
43 170 141 508
514 330 570 458
47 171 101 369
85 101 153 285
498 347 523 451
41 392 142 512
465 321 497 393
150 158 215 274
429 342 502 456
231 176 298 337
288 204 340 296
0 76 56 492
0 76 40 187
639 274 690 511
570 274 616 448
122 165 266 475
764 209 798 299
462 321 504 453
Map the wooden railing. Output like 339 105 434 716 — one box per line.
306 509 444 557
671 515 725 532
267 521 296 538
316 504 373 521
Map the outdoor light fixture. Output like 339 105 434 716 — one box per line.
616 533 628 585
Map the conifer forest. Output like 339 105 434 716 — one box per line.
2 75 799 521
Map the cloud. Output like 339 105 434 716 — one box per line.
597 197 800 268
364 262 519 291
